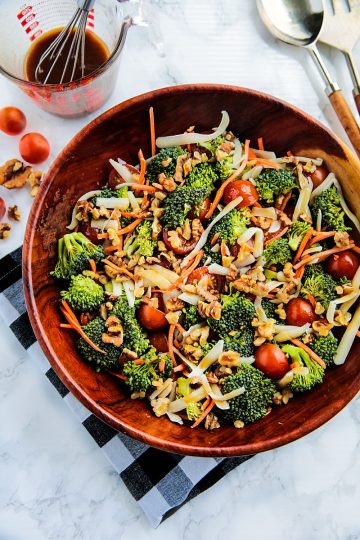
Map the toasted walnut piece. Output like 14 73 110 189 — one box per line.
151 397 170 417
283 262 295 281
206 372 219 383
99 205 110 219
303 160 316 173
158 173 177 192
312 319 333 336
334 310 349 326
131 391 146 399
166 297 185 312
79 312 94 325
8 205 20 221
182 219 192 241
282 388 293 404
273 391 283 405
299 213 313 224
76 199 94 222
336 285 344 296
198 300 222 320
165 311 181 325
204 412 220 430
167 230 182 249
119 348 138 364
191 218 204 240
174 154 189 183
234 420 245 429
162 157 172 168
275 303 287 320
102 333 123 347
334 231 351 248
105 315 121 328
182 343 203 361
276 280 299 303
252 317 277 346
0 223 11 239
219 351 241 367
155 190 166 200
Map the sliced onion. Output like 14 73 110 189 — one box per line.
199 340 224 370
127 190 140 211
109 158 134 182
156 111 230 148
183 323 205 337
252 206 276 219
91 219 119 231
327 292 360 324
234 254 256 268
137 268 172 290
66 189 102 230
316 208 322 231
255 296 268 322
123 280 135 308
111 280 123 296
210 384 230 410
341 266 360 313
253 149 277 160
236 227 264 258
95 197 129 210
292 186 311 222
268 220 281 233
334 304 360 365
178 292 202 305
274 323 311 342
310 172 335 201
166 412 183 425
149 378 173 400
232 138 243 167
207 263 231 275
242 165 263 180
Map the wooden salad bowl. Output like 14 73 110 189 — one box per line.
23 84 360 456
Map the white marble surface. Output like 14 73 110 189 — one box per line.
0 1 360 538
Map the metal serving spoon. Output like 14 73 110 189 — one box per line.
257 0 360 157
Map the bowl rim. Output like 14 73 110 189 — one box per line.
23 83 360 456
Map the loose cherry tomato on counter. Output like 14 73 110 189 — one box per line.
0 197 6 220
325 250 359 280
149 331 169 353
255 343 290 379
222 180 258 208
79 222 101 245
188 197 211 223
19 132 50 164
162 228 197 255
0 107 26 135
310 165 329 188
138 302 168 331
285 298 316 326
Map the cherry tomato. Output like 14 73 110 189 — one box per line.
285 298 316 326
187 266 209 284
255 343 290 379
222 180 259 208
325 250 359 280
138 302 168 330
0 107 26 136
310 165 329 188
162 228 197 255
189 197 211 223
19 132 50 164
79 222 101 245
0 197 6 220
149 331 169 353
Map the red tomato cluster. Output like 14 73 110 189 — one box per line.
0 106 50 164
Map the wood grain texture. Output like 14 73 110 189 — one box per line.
23 84 360 457
328 90 360 157
355 93 360 116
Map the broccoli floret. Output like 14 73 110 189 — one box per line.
311 185 350 232
116 185 129 198
51 232 104 281
212 208 251 246
161 185 211 229
255 168 297 204
123 220 156 258
182 305 202 330
261 298 280 321
146 147 185 184
77 317 120 372
301 264 337 309
90 186 128 204
177 377 201 421
263 238 292 267
111 296 151 357
214 158 236 182
282 344 324 392
122 353 173 393
309 333 338 367
186 162 218 190
60 275 104 312
288 221 312 251
219 364 276 424
223 327 254 357
198 135 227 158
208 292 256 336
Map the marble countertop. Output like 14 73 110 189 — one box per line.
1 1 360 538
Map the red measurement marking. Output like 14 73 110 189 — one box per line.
21 13 36 26
87 21 94 28
25 20 39 33
88 12 94 20
30 29 42 41
17 6 32 19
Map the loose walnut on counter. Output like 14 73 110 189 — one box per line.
0 159 42 195
0 223 11 239
8 205 20 221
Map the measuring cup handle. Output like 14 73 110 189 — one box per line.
106 16 133 66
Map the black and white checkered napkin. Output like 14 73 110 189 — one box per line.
0 247 253 527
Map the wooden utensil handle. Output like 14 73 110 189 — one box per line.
328 90 360 158
355 93 360 116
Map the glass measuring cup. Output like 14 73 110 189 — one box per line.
0 0 132 117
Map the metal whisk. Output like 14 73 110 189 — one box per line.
35 0 96 84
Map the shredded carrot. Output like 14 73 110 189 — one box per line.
307 294 316 309
191 399 215 428
149 107 156 157
103 263 136 281
129 183 157 193
287 150 293 157
257 137 264 151
134 358 145 365
174 364 185 372
201 396 211 411
220 240 227 257
351 245 360 255
137 149 146 184
119 211 146 218
173 338 181 349
205 139 250 219
293 228 313 263
356 331 360 338
295 265 305 280
187 143 192 152
293 243 355 270
60 323 72 329
290 338 326 369
265 226 288 245
168 250 204 291
104 245 120 253
307 231 336 247
211 232 220 246
279 191 292 212
60 300 105 354
89 259 96 272
248 147 257 160
255 158 280 170
109 371 128 381
117 217 143 236
158 359 165 372
175 323 186 334
141 178 150 210
118 234 123 251
97 233 109 239
168 325 177 366
253 201 262 208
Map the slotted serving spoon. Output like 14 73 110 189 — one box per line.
257 0 360 157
